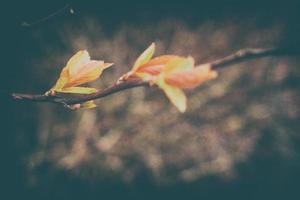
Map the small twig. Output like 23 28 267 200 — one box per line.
21 4 73 27
211 46 299 69
11 46 299 107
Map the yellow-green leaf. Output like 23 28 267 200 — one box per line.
163 84 186 112
135 72 155 82
163 56 194 74
52 68 69 91
66 50 91 77
156 77 187 112
60 87 98 94
81 100 97 109
132 43 155 71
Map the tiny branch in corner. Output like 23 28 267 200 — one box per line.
11 46 299 107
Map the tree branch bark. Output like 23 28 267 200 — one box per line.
12 46 298 107
12 79 147 106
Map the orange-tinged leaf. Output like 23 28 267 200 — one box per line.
136 64 165 76
67 50 91 77
132 43 155 71
103 62 114 69
49 50 113 95
165 64 218 88
133 56 185 81
65 60 108 87
135 72 152 80
163 56 194 74
60 87 98 94
136 55 180 73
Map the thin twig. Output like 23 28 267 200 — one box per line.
211 46 298 69
21 4 73 27
11 46 299 107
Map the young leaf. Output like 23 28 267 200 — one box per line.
163 56 194 74
65 60 108 87
162 83 187 113
156 77 187 112
59 87 98 94
132 43 155 71
81 100 97 109
67 50 91 77
52 68 69 91
165 64 218 89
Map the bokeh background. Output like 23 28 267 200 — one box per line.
2 0 300 199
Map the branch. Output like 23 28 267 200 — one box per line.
12 79 147 106
12 46 299 107
210 46 299 69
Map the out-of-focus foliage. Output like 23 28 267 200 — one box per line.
20 18 299 185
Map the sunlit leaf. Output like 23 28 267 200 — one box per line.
65 60 111 87
50 50 113 95
162 83 187 112
163 56 194 74
67 50 90 77
52 68 69 91
132 43 155 71
103 62 114 69
156 77 187 112
136 55 180 73
165 64 218 88
135 64 165 76
60 87 98 94
135 72 156 82
81 100 97 109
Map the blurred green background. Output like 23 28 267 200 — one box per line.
2 0 300 199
